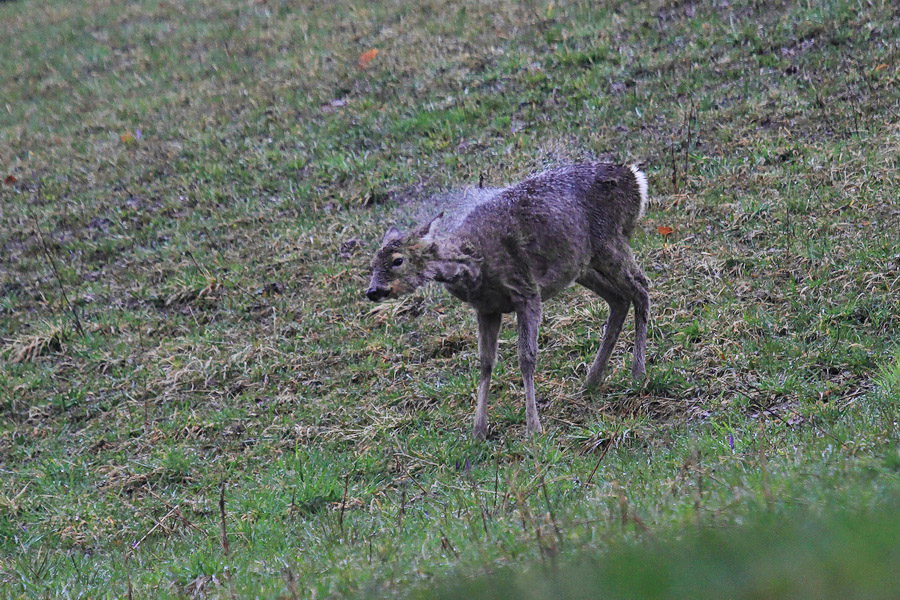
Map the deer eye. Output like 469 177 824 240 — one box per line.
392 257 404 267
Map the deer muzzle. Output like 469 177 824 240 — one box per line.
366 286 389 302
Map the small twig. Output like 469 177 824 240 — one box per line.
514 488 547 559
125 551 134 600
338 473 350 536
586 430 618 485
439 530 460 558
396 481 406 529
133 505 178 549
535 519 553 561
737 383 849 450
31 184 85 337
669 143 678 193
70 553 81 580
512 467 555 503
757 423 774 511
693 449 703 522
491 454 501 516
781 405 849 450
219 478 239 600
186 245 257 305
146 489 203 533
394 453 430 497
616 484 650 533
392 450 440 467
466 469 491 538
683 98 695 183
219 479 230 556
510 475 529 533
282 567 300 600
136 326 150 428
406 471 429 497
539 474 563 548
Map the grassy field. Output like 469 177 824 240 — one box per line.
1 0 897 597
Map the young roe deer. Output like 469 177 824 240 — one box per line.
366 163 650 438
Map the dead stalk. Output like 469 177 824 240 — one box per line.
468 471 491 538
514 487 551 560
693 449 703 522
125 550 134 600
134 506 179 549
146 489 203 534
396 481 406 529
339 473 350 536
282 567 300 600
684 98 695 182
440 530 460 559
138 326 150 429
586 430 618 485
31 185 85 337
539 474 562 548
669 142 679 193
491 454 501 516
219 479 230 556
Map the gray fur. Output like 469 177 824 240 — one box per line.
367 163 651 438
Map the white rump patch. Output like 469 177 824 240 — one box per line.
628 164 649 218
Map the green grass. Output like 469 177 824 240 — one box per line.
1 0 898 598
423 498 900 600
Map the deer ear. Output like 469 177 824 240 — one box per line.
417 212 444 242
382 226 402 245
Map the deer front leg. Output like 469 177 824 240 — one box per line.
515 297 543 436
474 311 502 440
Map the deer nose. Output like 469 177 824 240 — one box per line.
366 287 388 302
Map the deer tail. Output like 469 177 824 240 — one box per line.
627 164 649 220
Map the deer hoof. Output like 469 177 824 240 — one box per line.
526 421 543 436
583 378 603 394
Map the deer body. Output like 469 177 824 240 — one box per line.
367 163 650 438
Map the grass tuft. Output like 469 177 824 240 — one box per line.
5 320 68 363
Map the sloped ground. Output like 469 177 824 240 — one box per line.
0 0 897 597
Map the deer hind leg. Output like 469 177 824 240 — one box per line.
629 266 650 380
474 311 502 440
585 244 651 382
515 297 543 436
577 270 630 390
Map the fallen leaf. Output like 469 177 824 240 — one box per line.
4 175 17 185
358 48 379 69
657 225 674 236
120 132 136 143
874 63 888 72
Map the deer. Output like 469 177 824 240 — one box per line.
366 162 650 439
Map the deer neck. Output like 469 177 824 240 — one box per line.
427 238 482 296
